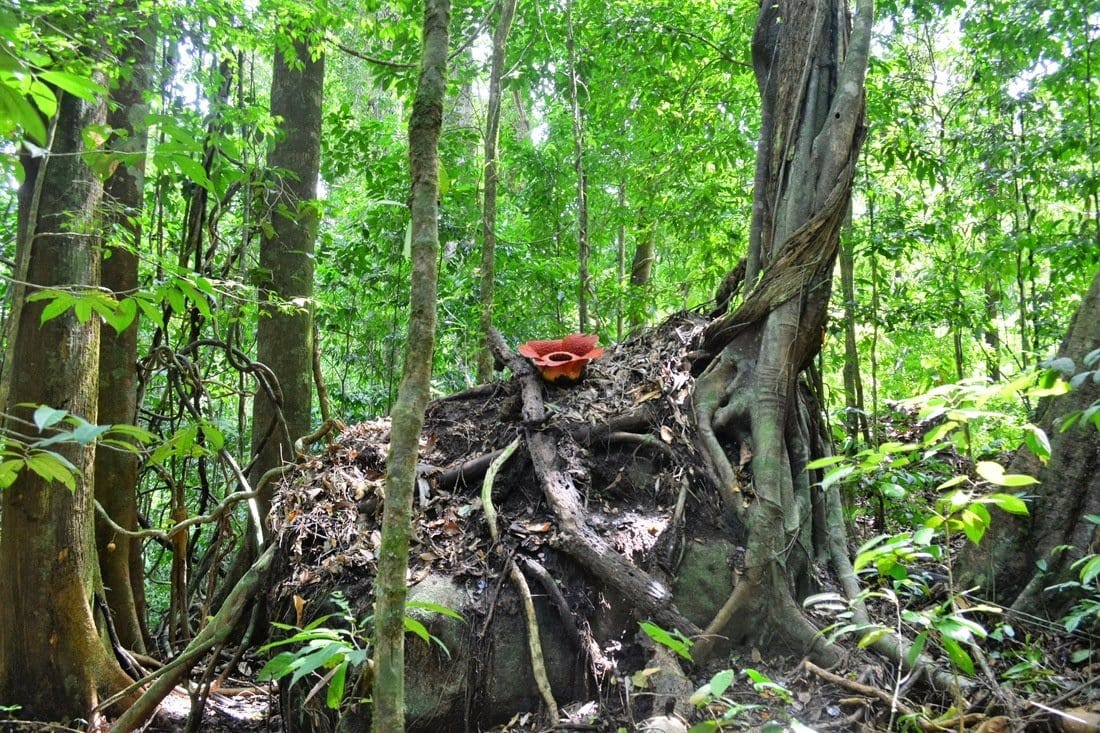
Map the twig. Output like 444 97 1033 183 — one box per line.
480 437 558 721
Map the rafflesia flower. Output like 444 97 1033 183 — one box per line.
517 333 604 385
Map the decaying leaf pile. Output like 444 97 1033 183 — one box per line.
265 312 766 728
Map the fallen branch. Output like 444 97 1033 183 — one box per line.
488 328 703 641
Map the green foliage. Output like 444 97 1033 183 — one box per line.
258 593 461 710
638 620 694 662
1042 349 1100 431
687 667 804 732
0 405 155 492
1046 514 1100 633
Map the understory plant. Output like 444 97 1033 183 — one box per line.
258 592 460 711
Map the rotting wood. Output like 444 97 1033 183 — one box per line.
488 328 704 641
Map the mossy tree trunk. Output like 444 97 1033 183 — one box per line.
372 1 450 729
958 267 1100 618
0 85 134 723
690 0 872 660
95 6 155 653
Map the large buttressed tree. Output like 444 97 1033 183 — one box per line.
690 0 873 658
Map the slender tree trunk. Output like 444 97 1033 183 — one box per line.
615 181 626 340
839 231 869 444
565 0 590 332
476 0 519 383
250 35 325 532
0 85 134 723
628 219 656 331
95 8 155 653
372 1 449 729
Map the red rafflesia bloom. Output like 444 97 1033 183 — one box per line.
517 333 604 385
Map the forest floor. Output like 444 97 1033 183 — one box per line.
10 315 1096 733
155 313 1097 733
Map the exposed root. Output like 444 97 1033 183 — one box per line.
480 436 557 723
488 328 704 641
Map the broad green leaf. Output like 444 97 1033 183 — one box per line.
638 621 692 661
33 405 68 431
805 455 847 470
820 465 855 489
975 461 1038 487
1077 555 1100 586
940 636 974 676
24 452 76 491
708 669 734 697
905 631 928 666
981 493 1029 516
326 661 347 709
403 616 430 644
38 70 106 100
407 600 464 621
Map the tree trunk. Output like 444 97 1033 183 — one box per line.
690 0 872 661
628 219 656 332
958 267 1100 618
251 35 325 531
372 1 449 729
96 7 155 654
0 85 134 723
565 0 590 332
476 0 519 383
839 231 869 444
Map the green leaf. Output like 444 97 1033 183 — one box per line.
981 493 1029 516
24 451 76 491
33 405 68 431
906 631 928 666
940 636 974 676
805 455 847 470
70 420 109 445
820 465 855 489
1023 425 1051 462
35 292 74 324
1076 555 1100 586
975 461 1038 487
0 458 26 489
257 650 299 681
403 616 431 644
326 661 347 709
638 621 693 661
407 600 464 621
38 70 106 100
708 669 734 697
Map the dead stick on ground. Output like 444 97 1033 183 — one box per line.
481 437 559 721
803 660 981 732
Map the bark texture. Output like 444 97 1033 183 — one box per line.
690 0 872 661
0 86 133 722
958 267 1100 617
96 9 155 653
251 37 325 529
371 1 449 729
476 0 519 383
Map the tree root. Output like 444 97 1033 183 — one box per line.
480 437 558 723
803 661 986 732
103 544 275 732
488 329 703 641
